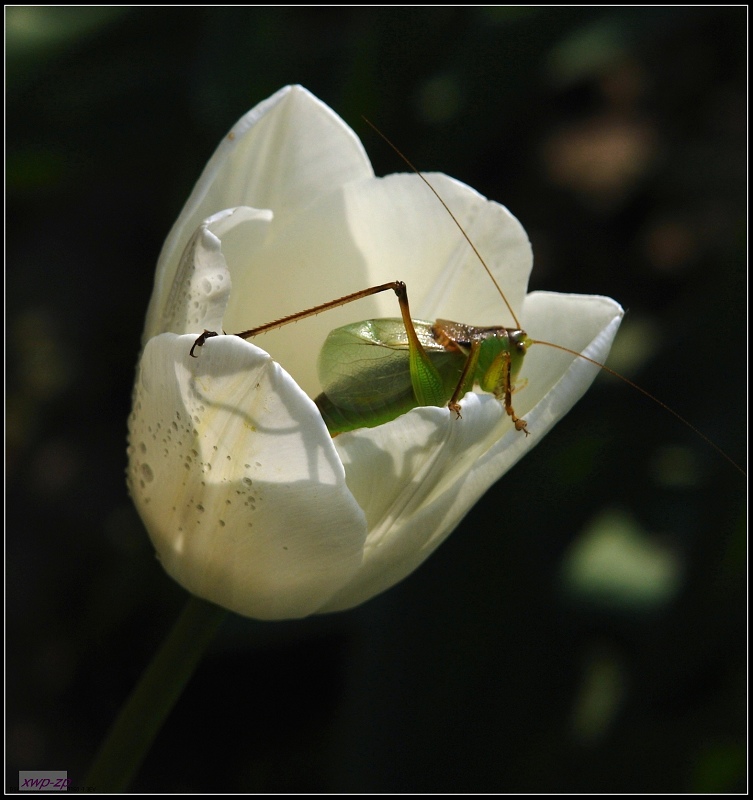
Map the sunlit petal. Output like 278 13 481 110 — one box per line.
146 85 374 346
128 333 367 619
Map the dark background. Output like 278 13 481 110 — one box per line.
7 7 746 793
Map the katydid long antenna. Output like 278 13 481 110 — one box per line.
362 116 746 478
362 116 522 330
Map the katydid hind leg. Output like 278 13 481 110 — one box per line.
189 282 405 355
393 282 447 408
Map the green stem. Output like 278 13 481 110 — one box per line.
85 595 227 792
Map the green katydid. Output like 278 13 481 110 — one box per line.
192 278 532 436
189 127 744 477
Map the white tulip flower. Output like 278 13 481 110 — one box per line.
127 85 623 620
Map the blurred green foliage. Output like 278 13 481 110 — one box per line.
7 7 746 792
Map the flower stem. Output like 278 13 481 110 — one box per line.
85 595 227 792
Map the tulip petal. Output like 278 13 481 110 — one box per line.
128 333 368 619
147 207 273 342
146 86 374 344
520 291 625 417
338 172 532 328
